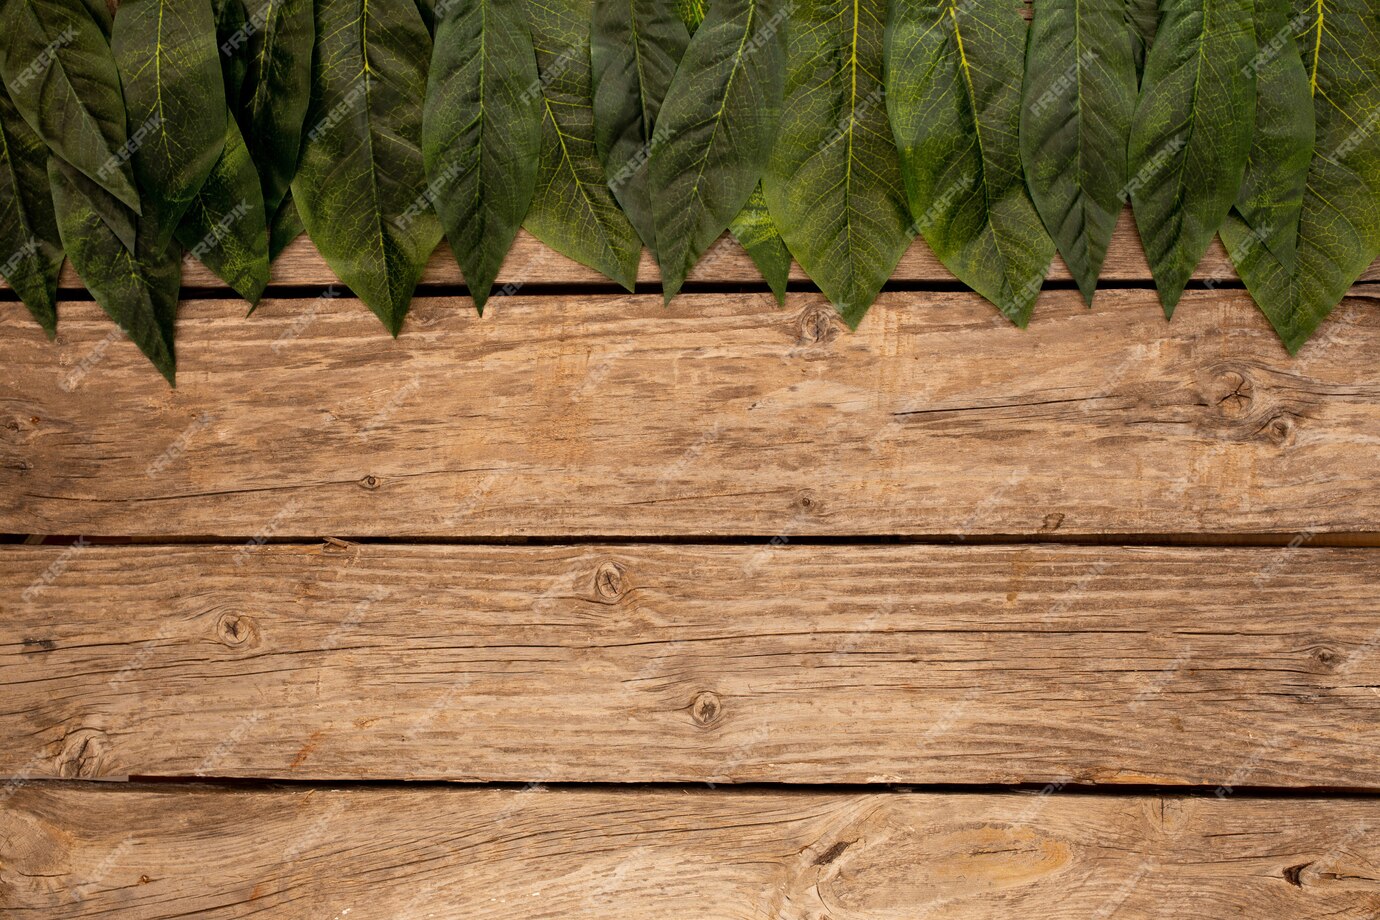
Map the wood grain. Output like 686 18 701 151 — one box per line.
2 211 1376 292
3 543 1378 786
3 286 1379 537
3 783 1378 917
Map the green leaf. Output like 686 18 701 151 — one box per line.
235 0 314 218
112 0 228 246
729 185 790 303
1226 0 1312 271
0 82 63 336
676 0 791 301
523 0 641 290
1021 0 1139 305
175 118 270 304
292 0 442 334
764 0 910 327
49 158 180 384
0 0 140 212
1126 0 1255 316
424 0 542 312
81 0 114 38
213 0 250 108
269 192 304 261
1222 0 1380 352
887 0 1054 326
50 156 137 252
1127 0 1158 80
415 0 436 35
591 0 689 256
650 0 787 302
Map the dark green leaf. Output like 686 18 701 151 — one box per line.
1224 0 1313 271
887 0 1054 325
1127 0 1157 80
0 0 139 212
175 118 269 304
0 82 63 336
764 0 910 326
650 0 787 302
415 0 436 34
50 156 137 251
213 0 250 107
677 0 791 302
1222 0 1380 352
1126 0 1255 316
292 0 442 334
49 158 180 384
80 0 114 38
1021 0 1139 305
269 192 304 262
236 0 314 217
591 0 689 256
424 0 542 312
729 185 790 304
112 0 227 246
523 0 641 290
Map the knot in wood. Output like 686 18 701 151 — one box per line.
1262 414 1295 446
359 474 381 490
594 561 627 600
1212 370 1255 418
216 612 258 648
794 303 840 347
691 691 723 727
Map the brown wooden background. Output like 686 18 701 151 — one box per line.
3 216 1380 917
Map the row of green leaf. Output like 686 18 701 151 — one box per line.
1 0 1377 383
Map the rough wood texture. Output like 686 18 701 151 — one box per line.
3 287 1379 537
3 543 1378 786
3 210 1377 291
3 784 1378 918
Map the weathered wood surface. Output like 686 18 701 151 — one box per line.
3 287 1379 537
2 211 1377 292
3 543 1378 786
3 784 1378 918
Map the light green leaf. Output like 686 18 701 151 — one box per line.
0 0 139 212
176 117 269 304
591 0 689 256
764 0 910 326
1021 0 1139 304
729 185 790 303
650 0 787 302
1222 0 1380 352
112 0 227 247
0 82 63 336
292 0 442 334
425 0 541 311
887 0 1054 326
523 0 641 290
236 0 314 218
50 158 180 384
1127 0 1255 316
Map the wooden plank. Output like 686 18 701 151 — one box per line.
3 783 1378 917
3 543 1378 786
3 286 1379 537
8 210 1380 291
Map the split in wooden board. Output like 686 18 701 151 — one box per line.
3 287 1379 537
3 543 1377 787
2 784 1378 918
4 211 1380 291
